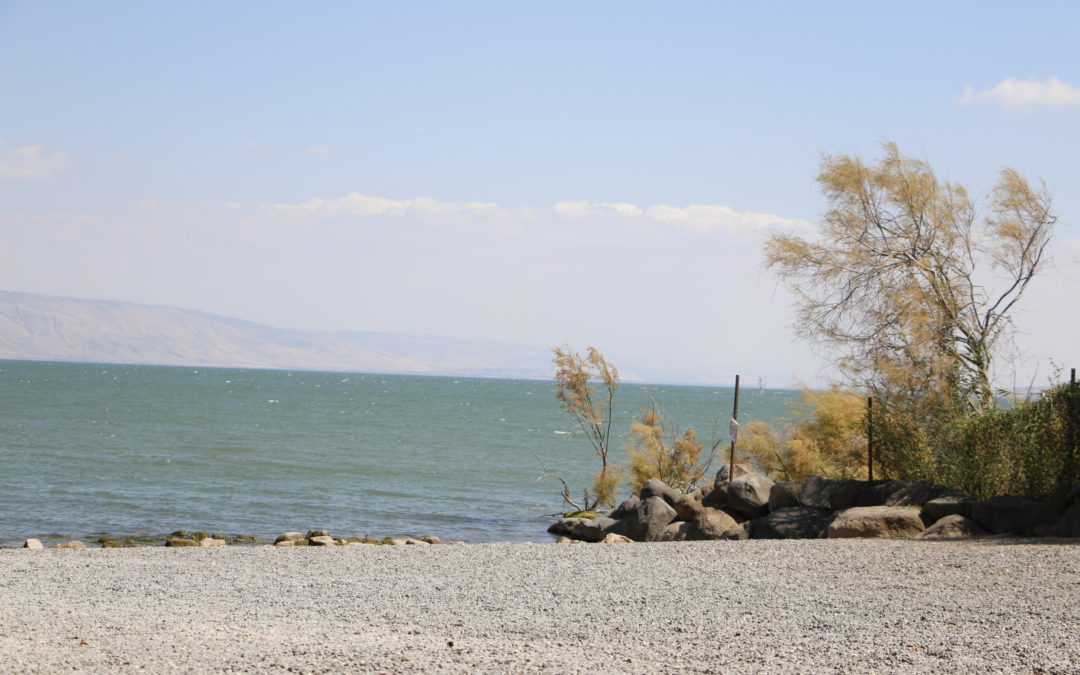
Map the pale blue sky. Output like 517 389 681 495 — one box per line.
2 2 1078 385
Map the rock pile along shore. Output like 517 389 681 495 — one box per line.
549 465 1080 543
16 530 453 550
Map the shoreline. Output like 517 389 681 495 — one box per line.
3 539 1078 673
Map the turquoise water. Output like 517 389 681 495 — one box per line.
0 360 797 545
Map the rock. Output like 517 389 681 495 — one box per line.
170 530 190 538
801 476 844 510
165 537 199 547
768 482 802 511
306 529 330 539
571 517 616 543
420 536 441 545
971 495 1059 535
234 534 258 543
859 480 964 508
548 517 583 536
601 533 633 543
608 496 640 520
555 536 573 544
719 522 751 540
827 506 925 538
727 474 775 519
640 479 679 507
919 514 984 539
275 531 306 544
751 507 834 539
828 480 873 510
921 496 973 525
22 538 44 549
274 540 296 547
627 496 678 542
656 521 693 542
192 531 209 542
1065 483 1080 507
200 537 226 547
688 507 739 540
1057 505 1080 538
715 463 753 484
673 489 705 521
701 481 729 509
404 539 430 546
308 535 336 546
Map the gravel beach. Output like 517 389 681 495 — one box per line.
2 539 1078 674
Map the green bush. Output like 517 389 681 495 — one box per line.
873 383 1080 502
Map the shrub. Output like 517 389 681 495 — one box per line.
625 405 711 493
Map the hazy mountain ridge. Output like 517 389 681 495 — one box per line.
0 291 556 379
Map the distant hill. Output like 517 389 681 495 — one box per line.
0 291 555 380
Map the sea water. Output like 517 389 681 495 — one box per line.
0 360 798 545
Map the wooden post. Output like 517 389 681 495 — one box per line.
728 374 740 479
867 396 874 482
1072 368 1076 385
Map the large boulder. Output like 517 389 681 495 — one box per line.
921 496 973 525
626 496 679 542
859 480 964 508
1058 505 1080 538
547 518 583 536
655 521 693 542
22 538 44 549
715 463 753 484
307 535 336 546
571 517 617 543
687 507 739 540
601 533 633 544
828 480 875 510
919 514 984 539
971 495 1059 535
827 506 925 538
751 507 833 539
640 479 679 507
701 482 729 509
608 496 640 520
769 482 802 511
726 474 775 519
200 537 227 547
673 488 705 522
800 476 844 510
1065 483 1080 508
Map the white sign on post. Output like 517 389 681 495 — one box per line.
728 418 739 444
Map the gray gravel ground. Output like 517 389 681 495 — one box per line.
1 539 1078 674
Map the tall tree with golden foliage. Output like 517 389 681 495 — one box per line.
765 143 1056 412
549 345 621 509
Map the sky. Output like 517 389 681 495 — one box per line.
1 1 1078 387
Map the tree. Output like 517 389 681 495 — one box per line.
765 143 1056 411
548 345 621 510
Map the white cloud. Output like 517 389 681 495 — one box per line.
645 203 811 235
959 76 1080 108
0 137 70 179
554 200 644 219
255 192 810 240
258 192 510 224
